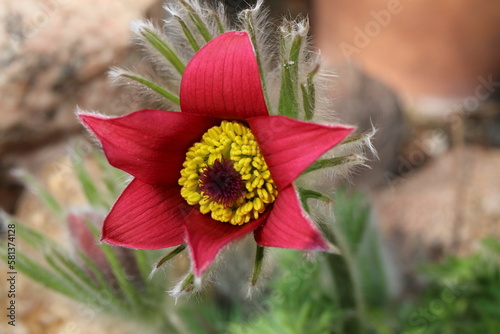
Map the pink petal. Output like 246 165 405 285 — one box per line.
184 210 269 277
247 115 354 190
254 186 329 250
180 31 268 120
79 110 219 187
101 178 189 249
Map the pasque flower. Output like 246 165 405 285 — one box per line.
79 31 353 278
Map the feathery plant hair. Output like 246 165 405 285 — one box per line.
109 0 375 210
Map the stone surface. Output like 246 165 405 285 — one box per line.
0 0 159 212
375 146 500 265
331 65 408 188
0 0 158 155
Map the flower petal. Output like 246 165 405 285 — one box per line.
184 210 268 277
79 110 220 187
101 178 189 249
254 186 329 250
247 115 354 190
180 31 268 120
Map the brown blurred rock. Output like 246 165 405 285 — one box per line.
0 0 159 154
375 146 500 266
0 0 160 212
332 65 408 188
312 0 500 99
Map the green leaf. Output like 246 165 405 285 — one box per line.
12 251 84 301
325 252 364 334
278 33 302 119
301 64 319 121
99 242 141 307
181 272 195 293
174 15 201 51
481 238 500 255
209 9 225 34
297 188 331 213
243 9 272 114
2 217 100 302
179 0 213 42
340 134 368 145
76 253 125 314
14 220 52 248
52 249 102 290
332 189 370 254
251 245 265 286
140 28 185 75
44 253 97 303
321 190 373 334
121 73 180 105
155 244 187 270
302 155 357 175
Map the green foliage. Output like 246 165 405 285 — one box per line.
227 249 343 334
179 0 213 43
303 155 357 175
139 27 186 75
278 29 302 119
399 238 500 334
301 65 318 121
333 189 389 308
174 15 202 51
251 244 265 286
297 187 331 213
119 73 181 105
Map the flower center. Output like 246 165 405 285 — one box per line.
179 121 278 225
198 159 244 208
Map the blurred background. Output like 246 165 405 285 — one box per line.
1 0 500 333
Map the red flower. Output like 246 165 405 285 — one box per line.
79 31 353 277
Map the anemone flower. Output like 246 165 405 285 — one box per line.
79 31 353 278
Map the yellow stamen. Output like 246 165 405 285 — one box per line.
178 121 278 225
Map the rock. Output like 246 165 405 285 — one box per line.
0 161 24 213
375 146 500 266
331 65 408 188
0 0 160 212
0 0 159 154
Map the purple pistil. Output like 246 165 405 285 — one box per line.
199 159 245 208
